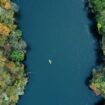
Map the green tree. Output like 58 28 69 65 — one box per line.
10 50 25 62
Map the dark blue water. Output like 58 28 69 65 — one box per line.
17 0 101 105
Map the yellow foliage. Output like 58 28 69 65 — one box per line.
0 0 7 4
0 23 10 36
4 2 11 10
0 55 7 67
0 0 11 10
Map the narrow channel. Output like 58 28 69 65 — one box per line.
18 0 101 105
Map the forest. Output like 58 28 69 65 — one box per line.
0 0 28 105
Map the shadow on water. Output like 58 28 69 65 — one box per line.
95 99 105 105
85 9 103 86
14 9 32 53
85 2 103 66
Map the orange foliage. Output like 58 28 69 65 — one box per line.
4 2 11 10
6 61 15 70
0 23 10 36
90 83 100 96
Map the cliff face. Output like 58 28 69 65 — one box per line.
88 0 105 98
0 0 28 105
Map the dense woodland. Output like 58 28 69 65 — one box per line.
0 0 28 105
87 0 105 104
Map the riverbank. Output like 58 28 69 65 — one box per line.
87 0 105 104
0 0 28 105
18 0 101 105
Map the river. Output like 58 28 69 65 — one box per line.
16 0 101 105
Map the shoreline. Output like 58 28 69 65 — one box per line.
0 0 28 105
86 0 105 104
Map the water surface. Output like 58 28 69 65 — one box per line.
17 0 101 105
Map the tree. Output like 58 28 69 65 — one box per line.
9 30 22 41
0 23 10 36
10 50 25 62
10 39 27 51
0 36 7 47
